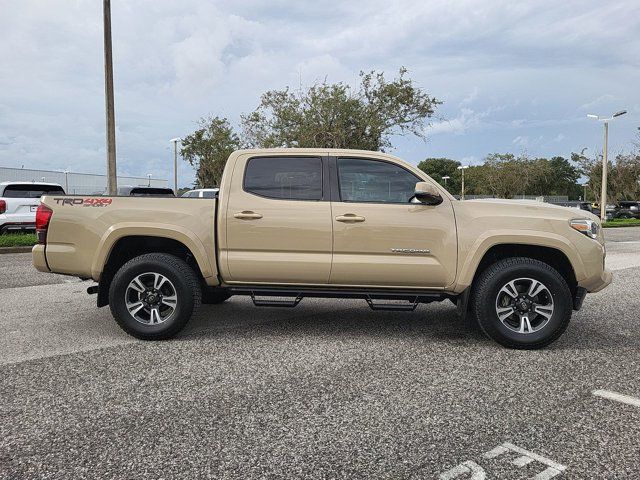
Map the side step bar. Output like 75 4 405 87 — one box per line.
227 286 451 311
250 292 303 308
366 296 419 311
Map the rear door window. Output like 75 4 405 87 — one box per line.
2 184 65 198
244 156 323 200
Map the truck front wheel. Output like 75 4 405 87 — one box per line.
471 257 572 349
108 253 201 340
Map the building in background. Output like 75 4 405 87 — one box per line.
0 166 168 195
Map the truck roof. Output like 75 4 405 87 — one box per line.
0 181 63 187
233 148 397 157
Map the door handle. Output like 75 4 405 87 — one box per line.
335 214 365 223
234 211 263 220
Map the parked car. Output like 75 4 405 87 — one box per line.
116 186 175 197
589 203 621 220
0 181 65 233
33 148 611 349
550 201 592 212
616 201 640 219
181 188 219 198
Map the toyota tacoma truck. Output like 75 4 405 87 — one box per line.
32 149 611 349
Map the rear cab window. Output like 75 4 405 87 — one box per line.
1 184 65 198
243 156 323 201
129 188 175 197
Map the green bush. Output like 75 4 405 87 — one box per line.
0 232 37 247
603 218 640 228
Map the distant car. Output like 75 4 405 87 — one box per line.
550 201 592 212
116 186 175 197
0 181 65 233
181 188 219 198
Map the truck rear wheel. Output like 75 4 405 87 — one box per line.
108 253 201 340
470 257 572 349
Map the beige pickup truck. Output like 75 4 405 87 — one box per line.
32 148 611 349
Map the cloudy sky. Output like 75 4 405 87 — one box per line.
1 0 639 186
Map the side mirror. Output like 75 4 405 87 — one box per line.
414 182 443 205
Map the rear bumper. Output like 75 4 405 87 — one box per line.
0 221 36 233
32 244 49 272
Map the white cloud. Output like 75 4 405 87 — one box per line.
0 0 639 183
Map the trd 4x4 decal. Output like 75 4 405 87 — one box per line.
53 198 112 207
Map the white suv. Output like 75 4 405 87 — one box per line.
0 182 65 233
181 188 219 198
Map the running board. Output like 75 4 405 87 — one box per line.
228 286 451 310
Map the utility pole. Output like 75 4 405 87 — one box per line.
457 165 469 200
587 110 627 222
103 0 117 195
170 138 181 194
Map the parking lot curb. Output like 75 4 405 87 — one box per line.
0 246 33 254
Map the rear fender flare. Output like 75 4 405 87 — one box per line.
91 223 216 281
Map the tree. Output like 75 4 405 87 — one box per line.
573 150 640 203
180 116 241 188
241 68 441 151
611 153 640 200
417 158 461 193
525 156 580 198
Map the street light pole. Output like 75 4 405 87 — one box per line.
587 110 627 222
170 138 181 194
457 166 469 200
441 175 450 188
103 0 117 195
601 121 608 221
582 183 588 202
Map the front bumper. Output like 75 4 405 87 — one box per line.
579 268 613 293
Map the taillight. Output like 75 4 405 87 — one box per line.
35 204 53 244
0 199 6 214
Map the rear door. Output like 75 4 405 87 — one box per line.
223 154 333 284
329 156 457 288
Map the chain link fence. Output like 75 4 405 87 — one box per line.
0 166 168 195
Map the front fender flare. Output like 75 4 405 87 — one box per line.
451 230 585 293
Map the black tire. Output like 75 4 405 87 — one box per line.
202 287 232 305
109 253 201 340
470 257 572 349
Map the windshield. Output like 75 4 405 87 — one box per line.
2 184 65 198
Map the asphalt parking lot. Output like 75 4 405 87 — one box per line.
1 228 639 479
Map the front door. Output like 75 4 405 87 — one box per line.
224 154 333 284
329 157 457 288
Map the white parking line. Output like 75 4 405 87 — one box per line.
592 389 640 408
441 442 566 479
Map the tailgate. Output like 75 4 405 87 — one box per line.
5 198 39 215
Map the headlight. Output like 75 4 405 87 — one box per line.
570 219 600 239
